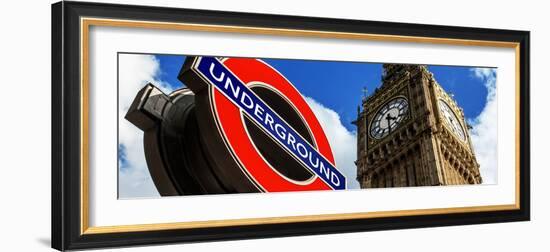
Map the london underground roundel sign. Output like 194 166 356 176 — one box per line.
179 57 346 193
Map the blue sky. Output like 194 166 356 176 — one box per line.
154 54 489 131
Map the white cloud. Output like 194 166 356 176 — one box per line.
304 97 360 189
468 68 498 184
118 54 172 198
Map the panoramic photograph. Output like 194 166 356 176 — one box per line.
118 53 497 198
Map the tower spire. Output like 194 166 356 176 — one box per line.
362 86 368 101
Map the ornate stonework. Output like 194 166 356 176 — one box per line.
355 64 482 188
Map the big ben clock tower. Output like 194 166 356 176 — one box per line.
355 64 482 188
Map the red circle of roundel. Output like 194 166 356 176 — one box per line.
211 58 335 192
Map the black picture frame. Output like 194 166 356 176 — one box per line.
52 1 530 251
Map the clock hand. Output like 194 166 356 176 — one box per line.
385 113 397 133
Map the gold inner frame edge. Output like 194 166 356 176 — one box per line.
79 17 522 235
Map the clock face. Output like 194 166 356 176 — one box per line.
438 99 466 141
370 97 409 139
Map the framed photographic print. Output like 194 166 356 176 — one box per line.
51 1 530 250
